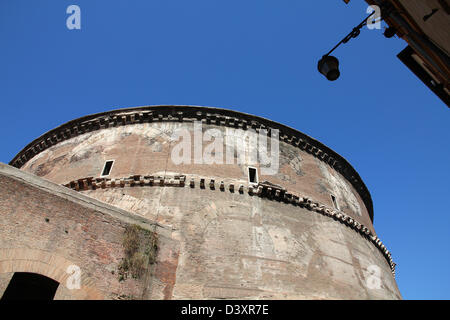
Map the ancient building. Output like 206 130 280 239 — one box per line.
0 105 401 299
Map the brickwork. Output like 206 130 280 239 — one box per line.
0 106 402 299
0 163 173 300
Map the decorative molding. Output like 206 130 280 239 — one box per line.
63 174 395 276
9 105 374 221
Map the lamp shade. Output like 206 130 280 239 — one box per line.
318 55 340 81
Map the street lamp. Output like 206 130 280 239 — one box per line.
318 10 377 81
317 56 340 81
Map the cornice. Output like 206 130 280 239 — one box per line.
9 105 374 221
63 174 394 275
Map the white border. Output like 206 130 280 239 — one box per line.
330 194 339 210
100 160 115 177
247 166 258 185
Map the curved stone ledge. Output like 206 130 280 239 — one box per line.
9 105 374 221
63 174 395 276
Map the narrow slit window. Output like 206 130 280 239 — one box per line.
248 167 258 184
101 160 114 177
331 194 339 210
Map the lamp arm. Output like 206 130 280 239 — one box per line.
323 10 376 57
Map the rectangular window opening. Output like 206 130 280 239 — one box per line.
101 160 114 177
331 194 339 210
248 167 258 184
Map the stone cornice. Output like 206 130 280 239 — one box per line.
9 105 374 221
63 174 395 276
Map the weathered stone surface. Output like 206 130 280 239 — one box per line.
0 163 171 300
1 106 401 299
21 121 374 233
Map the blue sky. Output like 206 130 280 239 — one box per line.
0 0 448 299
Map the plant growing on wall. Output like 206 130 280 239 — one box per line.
118 224 158 281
